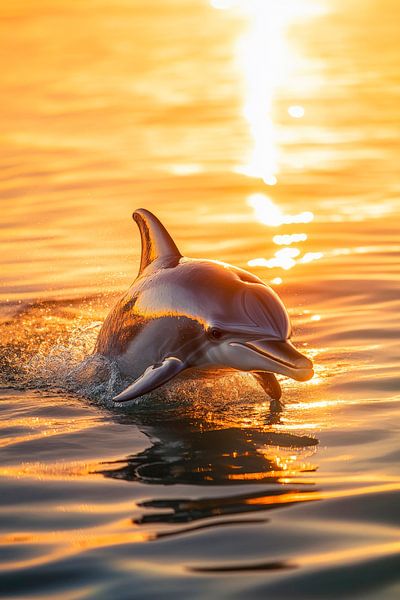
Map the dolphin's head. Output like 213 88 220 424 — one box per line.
187 261 313 382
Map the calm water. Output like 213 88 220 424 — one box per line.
1 0 400 598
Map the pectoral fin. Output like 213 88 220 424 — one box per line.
253 372 282 401
113 357 185 403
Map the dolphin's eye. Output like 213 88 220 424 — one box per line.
209 328 223 340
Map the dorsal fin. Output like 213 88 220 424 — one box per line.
133 208 182 275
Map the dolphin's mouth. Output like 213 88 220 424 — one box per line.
231 339 314 381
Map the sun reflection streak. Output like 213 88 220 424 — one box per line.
288 104 305 118
300 251 324 263
210 0 326 183
249 247 301 270
247 193 314 227
233 2 289 183
273 233 308 245
247 240 400 275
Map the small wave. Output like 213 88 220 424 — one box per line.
0 302 123 404
25 345 123 404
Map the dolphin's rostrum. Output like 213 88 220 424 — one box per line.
96 209 313 407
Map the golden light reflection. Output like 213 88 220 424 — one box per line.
249 247 300 270
0 518 152 572
0 461 114 481
211 0 325 183
299 540 400 569
247 193 314 226
168 163 203 176
246 482 400 506
234 10 280 185
289 399 342 410
273 233 308 245
300 251 324 263
288 104 305 118
247 240 400 275
210 0 330 282
210 0 235 8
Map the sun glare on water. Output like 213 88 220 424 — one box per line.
247 193 314 227
210 0 327 277
211 0 326 184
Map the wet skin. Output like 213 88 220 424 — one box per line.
95 209 313 406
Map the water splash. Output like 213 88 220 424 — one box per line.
24 342 122 404
0 301 123 404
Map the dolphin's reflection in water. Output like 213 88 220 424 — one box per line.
98 407 319 536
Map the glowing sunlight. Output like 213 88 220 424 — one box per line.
211 0 326 183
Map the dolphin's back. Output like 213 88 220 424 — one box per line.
96 256 290 360
133 258 290 337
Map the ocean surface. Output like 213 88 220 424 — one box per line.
0 0 399 598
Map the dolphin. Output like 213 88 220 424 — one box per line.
95 209 313 407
